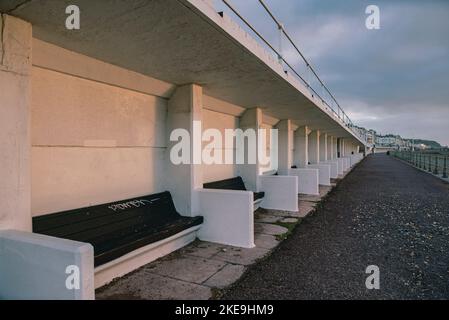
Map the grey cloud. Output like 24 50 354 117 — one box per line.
216 0 449 145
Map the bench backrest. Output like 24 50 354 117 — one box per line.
32 192 180 243
203 176 247 191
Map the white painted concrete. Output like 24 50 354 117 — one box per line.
320 133 328 162
289 168 320 195
344 157 351 171
32 39 175 99
238 108 262 192
293 126 310 168
0 15 32 231
166 84 203 216
197 189 254 248
259 175 298 212
323 160 339 179
308 130 320 164
202 108 239 183
276 120 293 175
308 164 331 186
95 226 200 289
0 230 94 300
327 135 333 160
31 66 168 216
337 158 345 175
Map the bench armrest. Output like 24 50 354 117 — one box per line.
308 164 331 186
289 168 319 195
259 175 298 212
0 230 94 300
195 189 254 248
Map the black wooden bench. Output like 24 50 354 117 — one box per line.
33 192 203 267
203 176 265 202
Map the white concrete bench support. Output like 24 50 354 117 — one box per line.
0 230 94 300
196 189 254 248
323 160 339 179
259 175 298 212
308 164 331 186
289 168 319 195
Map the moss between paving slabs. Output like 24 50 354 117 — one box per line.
274 219 302 241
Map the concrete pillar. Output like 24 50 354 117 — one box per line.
319 133 328 162
327 135 333 160
166 84 203 216
0 15 32 231
276 120 293 175
293 126 310 168
340 138 346 157
308 130 320 164
238 108 263 192
333 137 338 159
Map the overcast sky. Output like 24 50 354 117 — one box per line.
215 0 449 146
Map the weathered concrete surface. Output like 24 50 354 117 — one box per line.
254 233 280 250
204 264 246 289
223 154 449 299
0 14 32 231
254 223 288 236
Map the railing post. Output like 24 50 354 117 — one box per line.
443 156 448 179
428 155 432 173
433 156 439 175
423 154 426 170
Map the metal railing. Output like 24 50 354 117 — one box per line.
219 0 365 142
392 151 449 179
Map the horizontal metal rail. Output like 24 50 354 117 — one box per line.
220 0 361 139
392 151 449 179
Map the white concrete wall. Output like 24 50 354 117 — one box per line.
276 120 292 175
260 122 276 174
0 15 32 231
31 66 168 216
29 40 178 216
293 126 309 168
202 109 239 183
308 130 320 164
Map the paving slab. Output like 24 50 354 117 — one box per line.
254 233 280 250
214 246 270 265
96 272 211 300
254 213 282 223
319 186 333 197
255 223 288 236
147 256 226 284
280 218 299 223
180 241 225 259
204 264 246 288
298 194 322 203
297 202 315 218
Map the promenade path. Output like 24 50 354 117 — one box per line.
223 154 449 299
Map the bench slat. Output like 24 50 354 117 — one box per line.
32 191 203 267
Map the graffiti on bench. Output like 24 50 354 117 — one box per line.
108 199 156 212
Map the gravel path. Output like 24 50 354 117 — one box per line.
222 154 449 299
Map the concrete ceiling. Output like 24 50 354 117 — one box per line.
1 0 365 144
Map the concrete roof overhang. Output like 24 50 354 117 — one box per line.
1 0 366 145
